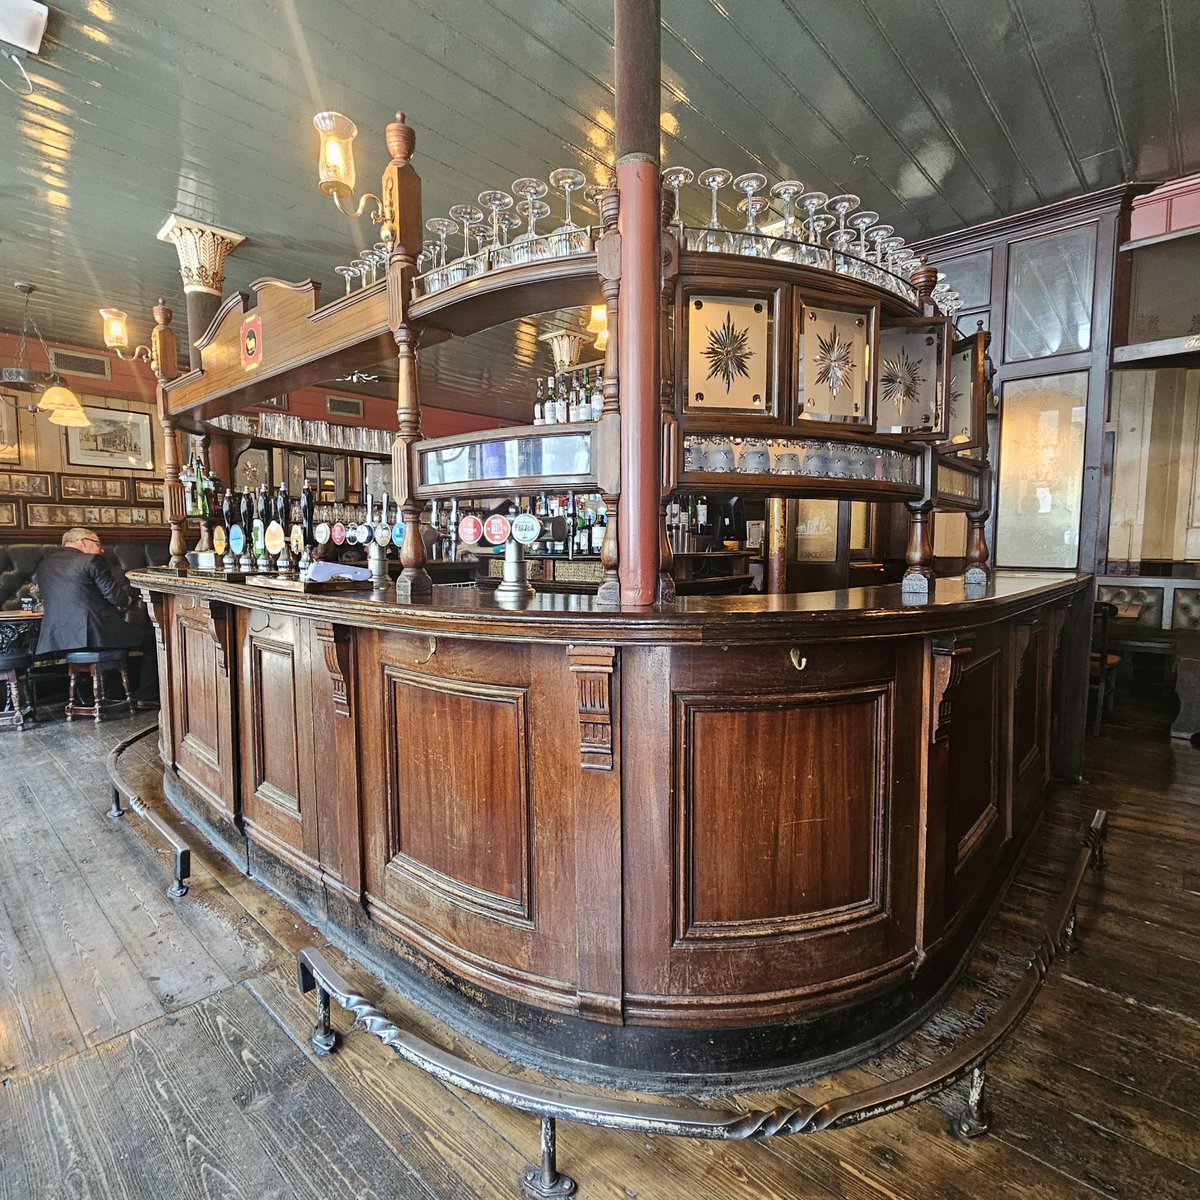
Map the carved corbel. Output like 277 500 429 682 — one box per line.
1012 618 1042 687
314 621 353 719
567 645 617 770
930 632 975 742
203 600 231 677
1048 603 1070 657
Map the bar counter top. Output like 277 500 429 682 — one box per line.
128 567 1088 644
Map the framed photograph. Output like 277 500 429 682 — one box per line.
66 407 155 471
0 501 17 527
134 480 165 502
744 519 765 551
60 474 130 502
0 470 52 498
0 396 20 464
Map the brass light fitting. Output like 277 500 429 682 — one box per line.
313 110 396 247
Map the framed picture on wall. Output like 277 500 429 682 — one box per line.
0 501 17 527
66 407 155 471
0 470 52 497
134 480 164 502
0 396 20 464
60 474 130 501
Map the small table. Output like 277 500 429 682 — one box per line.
0 611 41 730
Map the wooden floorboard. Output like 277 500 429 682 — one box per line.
1 699 1199 1198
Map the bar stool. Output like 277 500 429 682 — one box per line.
65 650 132 721
0 649 35 729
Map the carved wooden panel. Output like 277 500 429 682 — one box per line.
567 644 616 770
169 597 236 818
248 635 301 817
383 665 532 922
676 687 889 939
947 648 1004 877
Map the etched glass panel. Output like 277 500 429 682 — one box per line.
996 372 1088 569
1005 225 1096 362
946 343 977 447
686 295 772 412
937 249 992 311
877 323 944 436
794 499 839 561
797 303 872 424
420 432 591 486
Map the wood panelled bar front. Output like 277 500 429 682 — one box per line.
135 568 1088 1087
130 89 1087 1090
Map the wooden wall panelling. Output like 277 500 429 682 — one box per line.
311 621 363 901
943 623 1007 926
565 644 623 1022
621 638 924 1025
356 630 580 1013
237 608 322 881
1010 616 1051 833
168 595 237 821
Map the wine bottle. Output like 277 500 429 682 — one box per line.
544 375 557 426
590 369 603 421
534 378 544 425
554 374 568 424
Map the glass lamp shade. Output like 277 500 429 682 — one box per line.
99 307 129 350
313 111 357 198
49 403 90 427
38 383 82 413
593 328 608 352
586 304 607 334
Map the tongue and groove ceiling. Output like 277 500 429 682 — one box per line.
1 0 1197 414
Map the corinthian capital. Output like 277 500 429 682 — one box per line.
157 215 246 296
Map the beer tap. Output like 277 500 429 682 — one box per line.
238 486 254 573
255 484 272 573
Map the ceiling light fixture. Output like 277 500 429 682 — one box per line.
2 282 88 424
586 304 608 352
98 301 170 375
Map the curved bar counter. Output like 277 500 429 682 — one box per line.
131 566 1089 1091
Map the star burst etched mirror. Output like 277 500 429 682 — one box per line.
795 301 876 427
875 316 952 440
684 294 774 413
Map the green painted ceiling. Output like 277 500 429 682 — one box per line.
2 0 1198 397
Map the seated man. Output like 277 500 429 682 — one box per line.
35 527 159 707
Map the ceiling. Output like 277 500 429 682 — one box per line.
2 0 1198 409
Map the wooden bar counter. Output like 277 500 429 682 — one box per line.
130 566 1090 1091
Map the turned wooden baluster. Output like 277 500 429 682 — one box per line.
380 113 431 603
596 185 623 606
150 300 186 568
903 500 935 595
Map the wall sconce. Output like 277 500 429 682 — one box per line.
586 304 608 352
99 307 153 366
313 110 396 246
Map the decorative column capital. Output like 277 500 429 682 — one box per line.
156 215 246 296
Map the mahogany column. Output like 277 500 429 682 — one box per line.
615 0 661 608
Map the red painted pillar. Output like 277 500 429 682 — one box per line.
615 0 661 608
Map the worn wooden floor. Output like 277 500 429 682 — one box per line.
0 699 1197 1200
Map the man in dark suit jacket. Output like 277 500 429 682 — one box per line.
35 527 159 706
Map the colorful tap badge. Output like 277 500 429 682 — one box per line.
264 521 285 557
345 524 359 546
355 523 371 545
374 522 391 546
391 521 405 547
251 518 265 556
483 513 512 545
228 524 245 556
314 522 331 545
458 514 483 545
510 513 542 545
331 523 346 546
290 525 305 554
212 526 228 557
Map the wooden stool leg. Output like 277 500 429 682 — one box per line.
93 665 105 722
66 666 78 719
120 668 132 710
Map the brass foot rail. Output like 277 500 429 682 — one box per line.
106 722 191 899
297 809 1107 1199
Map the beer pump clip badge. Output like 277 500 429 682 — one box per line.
457 514 483 545
483 514 511 545
240 314 263 371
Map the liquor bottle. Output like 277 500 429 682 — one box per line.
568 371 580 422
534 378 544 425
554 373 568 424
696 493 708 535
544 375 557 426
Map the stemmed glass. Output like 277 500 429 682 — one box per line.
693 168 734 253
466 219 489 257
449 203 485 274
510 179 549 259
798 191 828 242
426 217 461 285
513 200 551 262
548 168 589 254
335 264 357 295
582 183 607 231
880 235 906 273
847 210 878 259
828 228 856 275
478 189 515 254
826 193 860 243
866 224 893 264
662 166 694 241
732 173 768 256
768 180 805 261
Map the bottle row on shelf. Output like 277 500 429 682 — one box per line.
533 367 603 426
